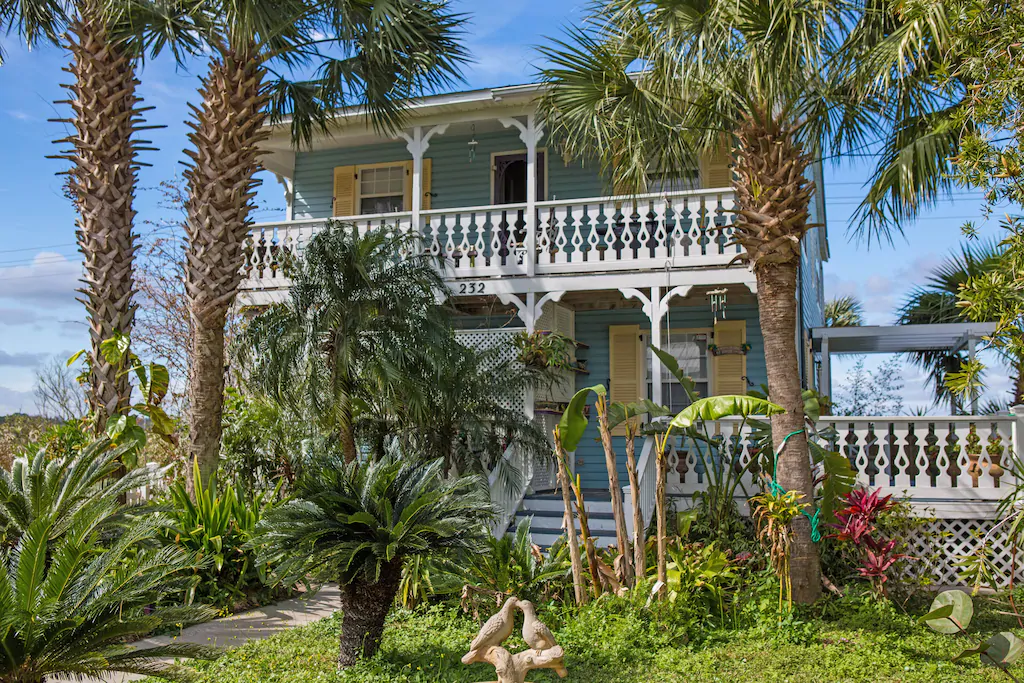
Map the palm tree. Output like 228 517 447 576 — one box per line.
897 239 1003 406
391 341 551 480
240 224 450 463
2 0 200 432
538 0 874 603
254 451 491 666
182 0 467 487
825 296 865 328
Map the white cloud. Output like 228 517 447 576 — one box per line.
0 251 81 307
0 307 42 325
6 110 34 121
0 385 35 416
0 350 46 368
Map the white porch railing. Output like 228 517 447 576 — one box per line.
625 412 1023 532
239 187 738 290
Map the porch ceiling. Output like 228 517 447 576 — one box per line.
811 322 998 354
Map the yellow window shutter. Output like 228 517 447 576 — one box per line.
609 324 644 436
712 319 747 395
401 160 414 210
332 165 357 217
422 158 433 210
701 152 732 188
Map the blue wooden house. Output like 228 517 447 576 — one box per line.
241 81 830 544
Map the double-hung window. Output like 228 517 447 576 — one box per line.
645 329 711 413
358 164 406 214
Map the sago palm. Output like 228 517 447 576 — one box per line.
0 438 152 547
182 0 467 485
538 0 874 603
240 224 450 463
254 451 491 666
897 239 1003 405
0 514 218 682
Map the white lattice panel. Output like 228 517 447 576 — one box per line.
903 518 1024 588
455 328 527 412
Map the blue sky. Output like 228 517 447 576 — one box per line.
0 0 1012 415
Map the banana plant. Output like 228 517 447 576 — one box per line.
68 331 177 464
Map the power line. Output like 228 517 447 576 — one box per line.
0 242 77 254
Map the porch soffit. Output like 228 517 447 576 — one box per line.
811 322 999 354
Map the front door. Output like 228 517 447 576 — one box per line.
493 152 545 204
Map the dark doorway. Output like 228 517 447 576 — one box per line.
493 152 545 204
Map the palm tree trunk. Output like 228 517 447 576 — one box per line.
338 558 403 666
596 396 634 585
1014 360 1024 406
59 0 140 432
732 112 821 604
624 421 645 578
183 45 269 487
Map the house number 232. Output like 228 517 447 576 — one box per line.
458 281 487 294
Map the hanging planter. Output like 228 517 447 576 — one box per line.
708 342 751 357
514 330 576 371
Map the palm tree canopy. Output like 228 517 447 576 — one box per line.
254 452 492 586
538 0 873 194
825 295 865 327
185 0 468 143
896 238 1003 403
240 223 451 441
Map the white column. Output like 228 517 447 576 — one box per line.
399 124 448 237
500 116 545 277
820 335 831 398
525 114 539 277
410 126 424 230
650 285 663 405
1012 405 1024 466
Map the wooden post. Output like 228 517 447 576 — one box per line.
554 427 586 605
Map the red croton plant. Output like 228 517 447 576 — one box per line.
831 489 907 596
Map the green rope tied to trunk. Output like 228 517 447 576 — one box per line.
768 428 822 543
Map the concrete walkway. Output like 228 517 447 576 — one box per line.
78 586 340 682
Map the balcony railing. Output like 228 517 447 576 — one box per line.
240 187 738 290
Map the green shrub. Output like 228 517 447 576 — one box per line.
160 463 284 612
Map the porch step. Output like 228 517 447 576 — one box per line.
514 490 618 549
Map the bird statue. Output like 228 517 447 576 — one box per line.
518 600 556 653
462 596 519 665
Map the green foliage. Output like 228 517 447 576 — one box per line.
68 333 177 461
558 384 606 451
0 440 219 681
161 462 282 611
254 451 492 588
668 396 784 431
514 330 576 371
661 541 738 618
456 518 571 608
220 388 306 493
0 438 155 547
924 590 975 634
239 224 450 458
825 296 865 328
174 592 1024 682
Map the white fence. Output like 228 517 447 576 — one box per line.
239 188 737 289
623 410 1024 586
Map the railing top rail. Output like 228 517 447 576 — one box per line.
535 187 734 208
817 415 1015 423
251 212 413 230
422 202 528 215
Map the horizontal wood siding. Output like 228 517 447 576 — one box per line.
572 304 767 489
293 141 409 219
291 132 605 219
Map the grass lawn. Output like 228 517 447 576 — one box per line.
173 591 1024 682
